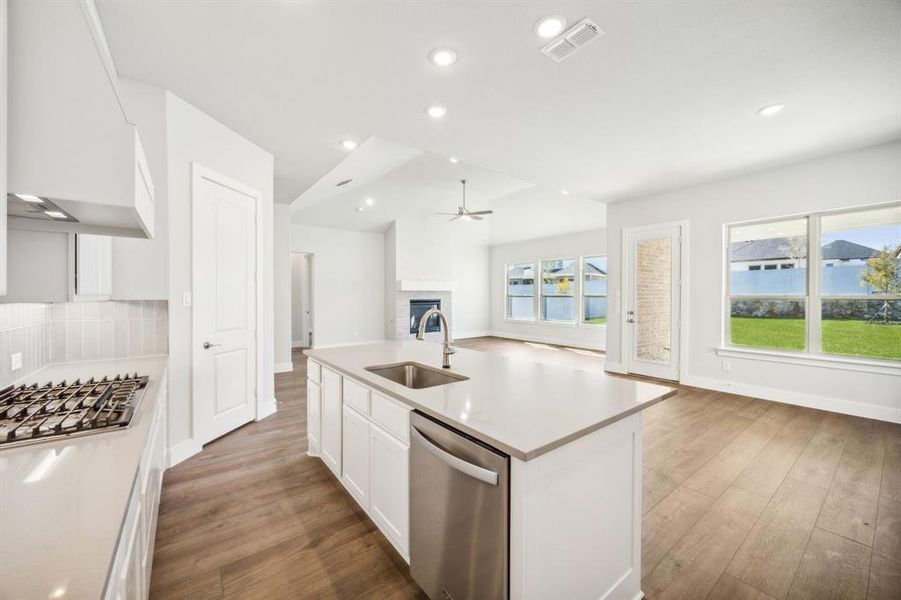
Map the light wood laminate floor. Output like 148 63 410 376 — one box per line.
150 338 901 600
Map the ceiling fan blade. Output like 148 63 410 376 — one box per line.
448 215 460 222
470 215 484 221
434 212 459 216
468 210 493 216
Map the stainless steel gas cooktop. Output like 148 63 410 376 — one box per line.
0 374 149 449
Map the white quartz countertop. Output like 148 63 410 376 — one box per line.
0 356 168 600
306 342 675 461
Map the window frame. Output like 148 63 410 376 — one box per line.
581 255 608 326
504 261 537 321
539 257 578 323
723 201 901 366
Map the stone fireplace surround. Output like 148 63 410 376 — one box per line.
391 290 452 342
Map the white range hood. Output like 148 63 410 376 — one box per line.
6 0 154 239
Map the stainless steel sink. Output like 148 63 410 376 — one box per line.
365 362 469 389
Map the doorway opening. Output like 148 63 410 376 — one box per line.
291 252 314 348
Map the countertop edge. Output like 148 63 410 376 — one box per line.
305 349 676 462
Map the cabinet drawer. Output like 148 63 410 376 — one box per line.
343 378 370 415
371 392 411 444
307 359 321 383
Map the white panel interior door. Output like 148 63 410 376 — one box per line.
193 168 258 445
625 225 681 380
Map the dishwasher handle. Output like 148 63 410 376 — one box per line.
411 427 499 486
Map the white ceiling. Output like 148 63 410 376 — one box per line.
290 136 607 245
96 1 901 206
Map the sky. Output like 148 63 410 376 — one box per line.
822 224 901 250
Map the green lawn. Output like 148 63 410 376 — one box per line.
585 317 608 324
731 317 901 360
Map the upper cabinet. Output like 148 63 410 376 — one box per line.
6 0 154 239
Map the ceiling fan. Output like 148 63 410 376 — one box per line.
435 179 493 221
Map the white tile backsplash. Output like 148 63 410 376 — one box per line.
0 300 168 388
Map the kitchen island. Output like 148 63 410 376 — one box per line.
305 341 674 600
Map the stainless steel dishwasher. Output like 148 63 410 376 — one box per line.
410 411 509 600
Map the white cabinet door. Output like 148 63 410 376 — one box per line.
74 233 112 300
0 0 7 296
370 423 410 560
320 367 342 477
342 405 371 510
306 378 321 456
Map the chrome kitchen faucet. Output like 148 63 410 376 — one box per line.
415 308 456 368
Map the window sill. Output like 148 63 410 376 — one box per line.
715 346 901 376
502 318 607 329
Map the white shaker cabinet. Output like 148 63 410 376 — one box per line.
0 0 8 296
341 405 371 510
73 234 113 300
320 367 343 478
306 378 321 456
370 422 410 560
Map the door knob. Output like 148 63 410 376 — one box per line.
626 318 635 324
203 341 221 349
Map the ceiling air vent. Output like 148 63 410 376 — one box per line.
540 18 603 62
335 178 353 187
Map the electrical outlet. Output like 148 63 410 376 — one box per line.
721 360 731 372
11 352 23 372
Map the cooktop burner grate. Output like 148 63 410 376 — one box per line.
0 373 148 449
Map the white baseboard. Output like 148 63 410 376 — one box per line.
168 438 202 468
604 361 627 374
274 362 294 373
681 374 901 424
454 330 492 340
488 330 605 352
257 398 278 420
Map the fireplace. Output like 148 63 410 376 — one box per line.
410 299 441 334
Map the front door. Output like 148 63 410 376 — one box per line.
193 165 258 445
625 225 682 380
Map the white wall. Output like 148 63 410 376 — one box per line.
291 224 385 347
490 228 608 350
166 92 275 449
393 219 453 282
273 203 292 372
607 141 901 422
452 237 490 338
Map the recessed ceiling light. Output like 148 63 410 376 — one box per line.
365 197 374 206
561 190 569 196
14 193 44 204
44 210 68 220
535 15 566 39
449 157 459 164
429 48 457 67
355 206 364 212
341 139 358 151
757 103 786 117
426 105 447 119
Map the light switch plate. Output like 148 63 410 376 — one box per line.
182 291 192 307
11 352 23 372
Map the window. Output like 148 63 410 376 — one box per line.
820 205 901 360
506 262 535 320
728 217 808 351
540 258 576 322
582 255 607 324
726 203 901 362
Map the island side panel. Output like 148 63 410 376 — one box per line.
510 412 643 600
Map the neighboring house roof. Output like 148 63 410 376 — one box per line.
730 237 877 262
585 262 607 277
821 239 879 260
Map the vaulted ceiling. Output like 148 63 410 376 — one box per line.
97 1 901 206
